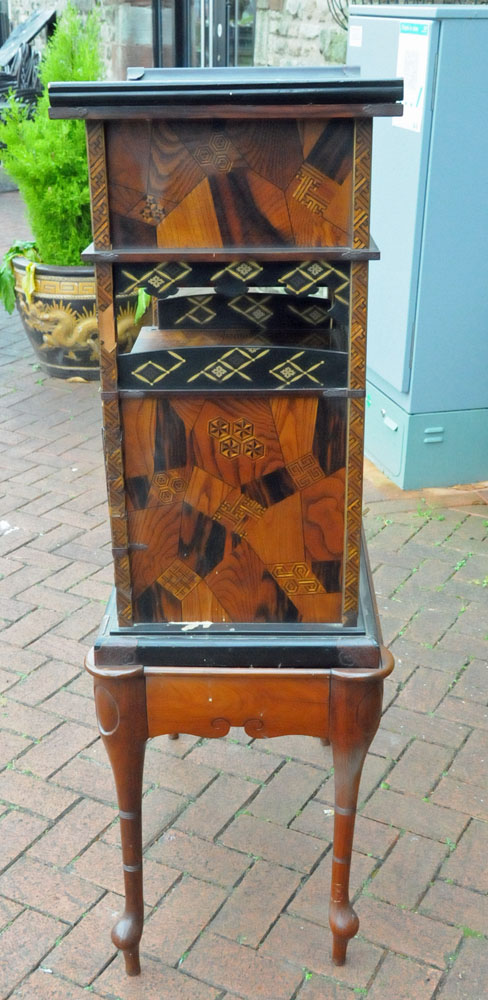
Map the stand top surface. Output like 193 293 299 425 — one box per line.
48 66 403 120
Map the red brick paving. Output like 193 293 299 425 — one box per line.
1 192 488 997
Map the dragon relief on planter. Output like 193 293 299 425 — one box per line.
17 297 140 359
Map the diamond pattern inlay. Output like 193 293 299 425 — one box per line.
133 354 185 385
280 261 331 296
210 260 264 292
228 295 273 327
188 347 270 384
270 352 325 386
120 261 192 297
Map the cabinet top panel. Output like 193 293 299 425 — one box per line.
49 67 403 120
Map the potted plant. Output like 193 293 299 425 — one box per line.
0 4 145 380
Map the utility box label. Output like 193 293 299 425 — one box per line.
393 21 430 133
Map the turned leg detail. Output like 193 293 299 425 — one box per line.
93 672 148 976
328 669 385 966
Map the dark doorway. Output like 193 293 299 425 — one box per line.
153 0 256 68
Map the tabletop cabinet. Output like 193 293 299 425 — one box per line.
50 67 401 975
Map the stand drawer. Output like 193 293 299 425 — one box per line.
145 669 330 740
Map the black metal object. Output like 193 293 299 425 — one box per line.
49 66 403 109
174 2 191 68
0 8 56 107
151 0 163 67
327 0 348 32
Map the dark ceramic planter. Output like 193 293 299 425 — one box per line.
13 257 143 380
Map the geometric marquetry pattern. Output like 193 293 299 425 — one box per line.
270 562 325 595
121 261 192 298
99 345 117 395
107 117 353 252
95 261 113 315
279 260 335 296
187 347 270 386
118 345 347 393
95 263 117 398
176 295 217 326
353 119 372 250
193 131 234 172
211 260 264 292
116 259 350 306
213 495 266 538
158 559 201 600
154 472 187 504
286 453 324 490
291 163 333 219
208 418 265 462
133 354 185 385
86 121 110 250
114 552 133 627
349 261 368 391
343 396 364 618
122 394 347 625
269 352 325 387
102 395 133 626
228 294 273 328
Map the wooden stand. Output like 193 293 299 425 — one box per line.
49 66 402 974
86 541 393 974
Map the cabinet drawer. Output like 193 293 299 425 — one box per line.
146 670 330 740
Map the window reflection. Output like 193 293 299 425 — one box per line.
156 0 256 68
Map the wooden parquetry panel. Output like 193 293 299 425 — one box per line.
121 394 347 624
106 118 354 249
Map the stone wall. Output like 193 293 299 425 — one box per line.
6 0 347 77
254 0 347 66
6 0 153 80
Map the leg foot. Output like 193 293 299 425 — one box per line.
332 933 350 966
112 915 142 975
124 950 141 977
328 672 383 966
92 672 147 976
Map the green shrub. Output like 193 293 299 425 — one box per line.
0 3 102 266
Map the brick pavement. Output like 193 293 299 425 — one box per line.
1 191 488 999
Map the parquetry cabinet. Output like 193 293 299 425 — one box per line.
49 67 402 975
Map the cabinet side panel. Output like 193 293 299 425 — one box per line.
343 396 364 623
353 118 372 249
105 118 354 250
86 121 111 250
95 258 133 627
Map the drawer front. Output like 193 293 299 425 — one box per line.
121 393 346 624
146 671 330 740
105 117 354 250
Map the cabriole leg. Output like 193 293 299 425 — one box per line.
93 670 148 976
328 669 384 965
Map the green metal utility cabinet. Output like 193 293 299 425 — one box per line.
348 5 488 488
